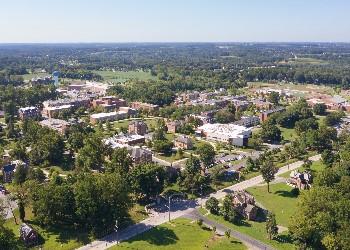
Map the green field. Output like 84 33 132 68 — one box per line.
19 72 51 81
246 183 298 227
203 212 294 250
110 218 246 250
280 57 329 65
93 70 157 83
279 127 296 142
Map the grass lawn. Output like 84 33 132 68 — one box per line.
279 127 296 142
19 72 50 81
93 70 157 83
246 183 298 227
109 218 246 250
202 212 295 250
4 208 92 250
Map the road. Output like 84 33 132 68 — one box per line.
77 154 321 250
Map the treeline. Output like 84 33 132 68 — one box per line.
242 66 350 88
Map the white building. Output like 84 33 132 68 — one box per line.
90 110 128 124
196 123 252 147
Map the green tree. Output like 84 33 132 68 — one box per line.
313 103 327 115
220 194 238 223
129 163 165 200
267 91 280 105
260 121 281 143
266 212 278 240
107 147 133 175
198 144 216 169
13 164 27 186
75 134 106 170
205 197 220 215
260 160 278 193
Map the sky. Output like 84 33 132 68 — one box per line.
0 0 349 43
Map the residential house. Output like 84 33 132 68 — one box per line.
128 147 153 165
174 135 193 150
166 120 182 133
232 191 259 221
2 163 15 183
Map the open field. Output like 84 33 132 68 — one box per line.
19 72 51 81
93 70 157 83
203 212 294 250
247 183 298 227
280 127 296 142
110 218 246 250
247 82 335 96
278 57 329 65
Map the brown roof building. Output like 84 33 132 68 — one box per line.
128 120 148 135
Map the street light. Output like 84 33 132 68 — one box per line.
115 220 118 245
167 193 184 222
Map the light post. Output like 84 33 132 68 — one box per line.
167 193 184 222
115 219 119 245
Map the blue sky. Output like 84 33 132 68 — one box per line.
0 0 349 43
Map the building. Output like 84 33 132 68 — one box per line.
252 99 273 110
166 120 182 133
104 137 152 165
232 191 259 221
52 71 59 86
39 118 70 134
234 116 260 127
2 163 15 183
92 96 127 111
259 107 286 122
119 107 138 116
42 97 90 118
196 123 252 147
130 102 159 112
128 120 148 135
18 107 41 120
287 170 312 190
174 135 193 150
128 147 153 165
115 134 145 145
90 111 128 124
20 223 39 247
0 110 4 118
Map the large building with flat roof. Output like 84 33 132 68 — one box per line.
196 123 252 147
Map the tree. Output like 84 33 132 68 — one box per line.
107 147 133 175
205 197 220 215
249 133 263 149
294 117 318 135
220 194 238 223
153 139 173 154
322 149 335 168
0 201 19 249
313 103 327 115
260 121 281 143
267 91 280 105
75 134 106 170
198 144 216 169
214 110 235 123
324 111 344 127
129 163 165 200
245 157 256 172
210 165 224 188
266 212 278 240
13 164 27 186
260 160 278 193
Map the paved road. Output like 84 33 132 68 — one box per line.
77 154 321 250
184 210 275 250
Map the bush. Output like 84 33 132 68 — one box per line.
197 219 203 226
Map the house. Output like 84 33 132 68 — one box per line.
128 120 148 135
0 110 4 118
259 107 286 122
128 147 153 165
166 120 182 133
20 223 39 247
174 135 193 150
18 107 41 121
232 191 259 221
287 170 312 190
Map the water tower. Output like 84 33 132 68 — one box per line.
52 71 60 86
